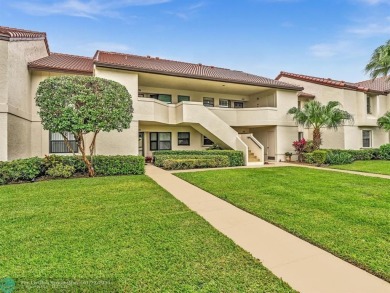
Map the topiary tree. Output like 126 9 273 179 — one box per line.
36 76 133 177
287 100 354 150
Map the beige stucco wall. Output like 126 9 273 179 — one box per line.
139 85 248 105
139 124 207 157
279 76 390 150
0 113 7 161
0 39 48 161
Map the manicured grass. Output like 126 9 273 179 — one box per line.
0 176 294 292
176 167 390 281
330 160 390 175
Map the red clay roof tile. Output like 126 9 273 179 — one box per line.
28 53 93 75
94 51 303 91
276 71 389 95
0 26 50 53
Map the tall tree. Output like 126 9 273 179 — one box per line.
365 40 390 80
287 100 354 150
36 76 133 177
377 112 390 132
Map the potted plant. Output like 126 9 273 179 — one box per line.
284 152 293 162
145 156 153 163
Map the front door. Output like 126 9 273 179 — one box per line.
267 131 275 160
138 132 144 156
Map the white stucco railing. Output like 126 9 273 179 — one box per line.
239 133 264 163
137 98 271 164
209 107 295 126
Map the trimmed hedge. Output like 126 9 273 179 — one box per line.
153 150 244 167
162 156 230 170
323 149 379 161
326 152 354 165
0 157 45 185
93 155 145 175
379 144 390 160
312 150 327 165
0 155 144 185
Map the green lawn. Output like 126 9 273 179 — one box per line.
330 160 390 175
176 167 390 281
0 176 294 292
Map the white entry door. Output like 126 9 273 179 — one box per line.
267 131 276 159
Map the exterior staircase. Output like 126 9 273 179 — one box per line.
138 98 265 165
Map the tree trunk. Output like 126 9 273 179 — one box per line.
313 127 321 150
77 133 95 177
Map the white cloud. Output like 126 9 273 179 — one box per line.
357 0 390 4
309 41 351 58
10 0 171 18
166 2 205 20
347 23 390 36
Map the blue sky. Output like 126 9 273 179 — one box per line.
1 0 390 82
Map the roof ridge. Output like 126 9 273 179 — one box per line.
96 50 242 72
278 71 353 84
0 25 46 35
51 52 93 60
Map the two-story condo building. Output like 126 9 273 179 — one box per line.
0 26 306 165
277 72 390 150
2 26 389 165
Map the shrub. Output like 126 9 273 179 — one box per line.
47 164 75 178
161 156 230 170
0 157 45 184
303 152 315 164
304 140 316 153
44 155 87 173
379 144 390 160
93 155 145 175
312 150 327 165
323 149 379 161
292 138 306 162
0 155 144 185
326 152 353 165
153 150 244 167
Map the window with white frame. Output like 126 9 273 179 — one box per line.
203 97 214 107
362 130 372 148
219 99 230 108
298 132 304 140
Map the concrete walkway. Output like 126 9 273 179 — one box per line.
146 165 390 293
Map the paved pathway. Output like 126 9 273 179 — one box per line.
146 164 390 293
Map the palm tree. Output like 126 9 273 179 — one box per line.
365 40 390 80
377 112 390 131
287 101 354 150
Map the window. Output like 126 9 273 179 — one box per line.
366 95 372 114
298 101 302 110
362 130 372 148
219 99 230 108
233 101 244 108
298 132 304 140
203 97 214 107
178 132 190 146
49 132 78 153
150 94 172 103
202 136 214 146
150 132 171 151
178 95 190 103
